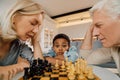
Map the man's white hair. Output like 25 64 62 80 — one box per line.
90 0 120 19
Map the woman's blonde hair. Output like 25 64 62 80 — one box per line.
0 0 44 40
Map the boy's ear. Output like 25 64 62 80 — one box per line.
69 45 70 48
67 46 70 51
52 47 54 50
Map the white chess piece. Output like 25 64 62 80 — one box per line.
61 61 65 69
55 60 59 69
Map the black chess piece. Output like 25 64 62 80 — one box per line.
30 59 38 77
38 58 43 64
47 63 52 72
23 67 29 80
26 58 54 79
44 59 49 67
32 59 37 66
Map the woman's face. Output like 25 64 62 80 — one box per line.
92 10 120 47
53 38 70 55
13 13 43 41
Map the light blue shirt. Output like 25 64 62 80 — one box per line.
43 46 78 62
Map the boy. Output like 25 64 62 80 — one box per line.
44 33 78 65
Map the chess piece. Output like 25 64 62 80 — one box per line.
75 60 80 74
55 60 59 69
61 61 65 69
68 64 76 80
65 57 69 66
66 61 72 72
23 67 29 80
47 63 52 72
68 74 76 80
44 59 49 67
78 73 86 80
87 67 95 79
83 59 87 74
38 58 43 64
32 59 37 66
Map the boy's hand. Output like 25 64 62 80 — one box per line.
55 55 64 60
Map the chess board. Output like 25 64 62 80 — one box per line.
19 67 100 80
19 58 101 80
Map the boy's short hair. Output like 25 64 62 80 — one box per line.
53 33 70 46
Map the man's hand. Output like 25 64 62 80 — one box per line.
80 24 94 50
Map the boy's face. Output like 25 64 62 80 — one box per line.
53 38 70 56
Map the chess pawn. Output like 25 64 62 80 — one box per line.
75 61 81 74
55 60 59 69
71 64 75 74
65 57 69 67
23 67 29 80
66 61 72 72
61 61 65 69
68 64 75 74
78 72 87 80
84 66 89 76
87 67 95 80
68 64 76 80
68 74 76 80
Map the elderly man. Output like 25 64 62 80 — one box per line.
80 0 120 76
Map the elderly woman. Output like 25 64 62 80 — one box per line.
80 0 120 76
0 0 44 79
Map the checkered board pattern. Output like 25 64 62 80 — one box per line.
19 68 101 80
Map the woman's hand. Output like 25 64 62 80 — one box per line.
17 57 30 71
0 66 17 80
31 25 42 45
0 57 30 80
30 26 44 60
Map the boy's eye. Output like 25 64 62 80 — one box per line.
55 45 59 48
62 45 67 47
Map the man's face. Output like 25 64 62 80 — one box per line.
92 10 120 47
